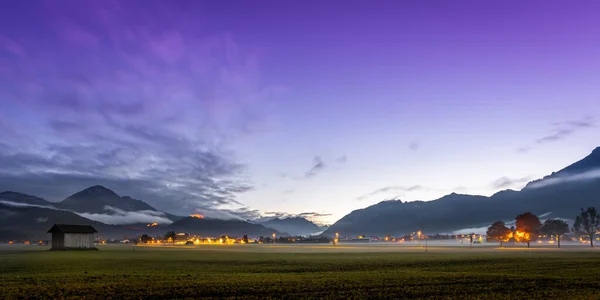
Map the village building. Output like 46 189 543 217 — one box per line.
47 224 98 250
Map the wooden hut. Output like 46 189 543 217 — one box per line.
47 224 98 250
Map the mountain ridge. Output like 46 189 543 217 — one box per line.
324 147 600 237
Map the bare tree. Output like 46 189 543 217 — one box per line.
573 207 600 248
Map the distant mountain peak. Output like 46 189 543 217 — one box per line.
557 147 600 175
81 185 117 194
525 146 600 189
59 185 158 214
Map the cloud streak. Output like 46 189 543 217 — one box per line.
526 169 600 189
518 117 595 153
305 156 326 178
0 200 174 225
491 176 531 189
79 206 173 225
356 185 424 201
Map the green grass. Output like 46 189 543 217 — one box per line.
1 245 600 299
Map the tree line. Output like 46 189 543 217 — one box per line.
486 207 600 248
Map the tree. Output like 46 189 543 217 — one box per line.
140 234 152 244
541 219 569 248
509 226 515 244
573 207 600 248
164 231 177 243
486 221 512 247
515 212 541 248
242 235 249 244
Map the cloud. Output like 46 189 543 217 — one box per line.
336 155 348 163
0 200 57 210
526 169 600 189
0 2 281 216
254 211 332 225
300 155 347 179
518 117 596 153
195 207 263 221
409 142 419 151
0 199 173 225
78 206 173 225
491 176 531 189
305 156 326 178
356 185 424 201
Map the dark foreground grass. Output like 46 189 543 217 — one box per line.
1 246 600 299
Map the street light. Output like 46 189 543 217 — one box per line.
272 233 276 244
418 231 422 247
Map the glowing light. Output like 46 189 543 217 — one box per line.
514 231 531 243
147 222 158 227
190 214 205 219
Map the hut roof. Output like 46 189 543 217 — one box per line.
47 224 98 234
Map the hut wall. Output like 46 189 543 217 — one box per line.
64 233 95 249
51 232 65 250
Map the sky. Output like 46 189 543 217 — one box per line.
1 1 599 225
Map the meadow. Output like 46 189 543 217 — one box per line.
1 244 600 299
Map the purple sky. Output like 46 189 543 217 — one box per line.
1 1 599 224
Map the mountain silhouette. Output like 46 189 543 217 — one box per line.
57 185 158 213
324 147 600 237
168 216 281 237
257 217 323 236
0 191 52 206
0 186 280 240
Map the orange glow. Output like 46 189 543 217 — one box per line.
147 222 158 227
514 230 531 243
8 241 14 244
190 214 204 219
24 240 30 245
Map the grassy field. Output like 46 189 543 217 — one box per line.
1 244 600 299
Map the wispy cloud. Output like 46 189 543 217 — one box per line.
526 169 600 189
254 211 332 225
491 176 531 189
79 206 173 225
518 117 596 153
305 156 326 178
356 185 424 201
300 155 347 179
0 200 174 225
283 189 295 194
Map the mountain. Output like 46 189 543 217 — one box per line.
0 185 281 240
0 201 144 241
0 191 53 206
258 217 323 236
168 217 281 237
324 147 600 237
57 185 158 213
